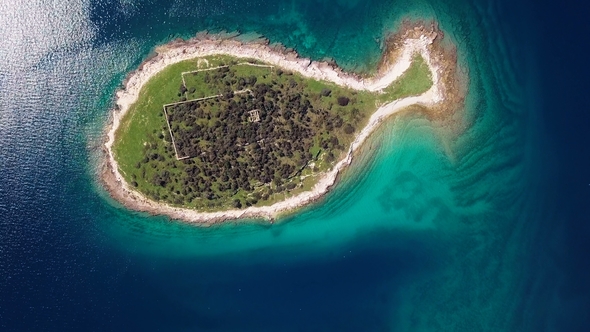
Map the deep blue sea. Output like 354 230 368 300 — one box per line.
1 0 589 331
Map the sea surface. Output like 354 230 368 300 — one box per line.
1 0 589 331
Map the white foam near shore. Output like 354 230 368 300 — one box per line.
103 32 443 224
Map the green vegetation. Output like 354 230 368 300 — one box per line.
378 54 433 103
113 54 432 210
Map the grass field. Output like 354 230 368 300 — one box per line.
378 54 433 103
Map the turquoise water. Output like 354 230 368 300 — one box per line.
2 0 586 330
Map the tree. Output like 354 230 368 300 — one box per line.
337 96 350 106
326 151 335 163
350 107 360 121
233 199 242 209
344 123 355 134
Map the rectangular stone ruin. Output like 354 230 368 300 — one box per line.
248 109 261 122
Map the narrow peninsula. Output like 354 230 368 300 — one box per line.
101 22 462 224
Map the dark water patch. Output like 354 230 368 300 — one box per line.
97 228 445 332
528 1 590 330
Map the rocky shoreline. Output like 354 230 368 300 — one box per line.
100 22 461 225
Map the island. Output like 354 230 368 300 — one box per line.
101 21 463 224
